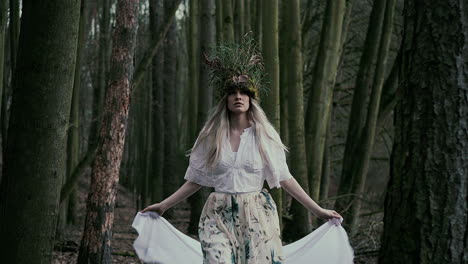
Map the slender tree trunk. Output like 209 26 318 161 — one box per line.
216 0 223 43
162 0 178 218
344 0 396 233
245 0 251 35
149 0 164 203
188 0 216 235
282 0 310 242
187 0 200 150
233 0 244 42
89 0 111 150
380 0 468 262
335 0 387 214
261 0 282 228
304 0 346 204
279 0 288 148
254 0 261 47
132 0 182 90
0 1 81 263
77 0 139 263
62 0 89 230
222 0 234 43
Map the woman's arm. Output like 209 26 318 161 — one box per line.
141 180 202 215
280 177 342 220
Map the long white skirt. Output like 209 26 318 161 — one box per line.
132 211 354 264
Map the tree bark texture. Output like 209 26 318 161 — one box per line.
0 0 81 263
77 0 139 263
379 0 468 263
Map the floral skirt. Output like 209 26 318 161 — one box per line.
198 189 285 264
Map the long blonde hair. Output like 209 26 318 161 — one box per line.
189 95 287 169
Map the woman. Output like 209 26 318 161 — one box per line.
141 41 342 263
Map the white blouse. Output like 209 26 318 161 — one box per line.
184 125 293 193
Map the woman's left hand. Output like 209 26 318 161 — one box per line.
315 208 342 220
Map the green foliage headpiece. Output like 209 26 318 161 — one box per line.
204 37 266 101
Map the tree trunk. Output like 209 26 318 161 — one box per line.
335 0 387 214
261 0 282 228
149 0 164 203
61 0 89 232
379 0 468 263
89 0 111 151
282 0 310 242
77 0 139 263
162 0 178 218
344 0 396 233
233 0 244 42
0 0 81 263
222 0 234 43
187 0 200 150
304 0 346 204
188 0 216 235
216 0 223 43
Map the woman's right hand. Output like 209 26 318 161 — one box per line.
140 202 167 215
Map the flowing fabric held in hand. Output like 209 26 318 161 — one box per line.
132 211 354 264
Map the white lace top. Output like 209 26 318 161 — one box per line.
184 124 293 193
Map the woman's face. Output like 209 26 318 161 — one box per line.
227 89 250 114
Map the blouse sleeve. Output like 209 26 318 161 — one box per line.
263 141 293 189
183 140 214 187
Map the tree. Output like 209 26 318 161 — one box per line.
304 0 346 204
188 0 216 235
77 0 139 262
0 0 81 263
261 0 282 227
282 0 310 241
379 0 468 263
162 0 179 217
222 0 234 43
335 0 388 214
149 0 164 203
343 0 396 232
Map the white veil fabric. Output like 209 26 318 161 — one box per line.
132 212 354 264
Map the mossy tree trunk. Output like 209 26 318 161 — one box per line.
0 0 81 262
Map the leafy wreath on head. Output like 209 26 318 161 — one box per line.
203 35 268 102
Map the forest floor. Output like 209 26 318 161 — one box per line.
52 171 382 264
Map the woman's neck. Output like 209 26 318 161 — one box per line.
230 113 251 132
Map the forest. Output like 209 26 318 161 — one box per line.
0 0 466 263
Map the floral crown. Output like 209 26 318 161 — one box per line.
203 36 267 101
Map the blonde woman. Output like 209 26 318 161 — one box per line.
140 42 343 263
